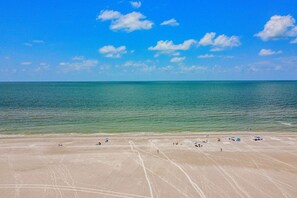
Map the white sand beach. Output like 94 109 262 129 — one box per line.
0 132 297 197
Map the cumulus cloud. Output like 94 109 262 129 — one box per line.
161 18 179 26
72 56 85 61
130 1 141 9
99 45 127 58
259 49 283 56
213 35 241 48
23 40 45 47
197 54 215 58
255 15 297 41
199 32 216 46
179 65 208 72
97 10 153 32
170 56 185 63
97 10 121 21
59 57 98 71
121 61 156 73
122 61 148 68
197 54 234 59
20 62 32 65
199 32 241 51
148 39 196 53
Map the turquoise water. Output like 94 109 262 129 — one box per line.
0 81 296 134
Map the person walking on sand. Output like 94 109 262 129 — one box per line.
220 148 223 152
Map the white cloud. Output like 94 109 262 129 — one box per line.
23 43 33 47
148 39 196 53
23 40 45 47
259 49 283 56
20 62 32 65
97 10 121 21
197 54 215 58
59 57 98 71
161 18 179 27
170 56 185 63
197 54 234 59
123 61 147 68
35 63 50 72
159 65 174 72
255 15 297 41
39 62 48 66
97 10 153 32
199 32 216 46
98 45 127 58
199 32 241 51
121 61 157 73
180 65 208 72
32 40 44 44
214 35 241 48
72 56 85 61
130 1 141 9
290 37 297 44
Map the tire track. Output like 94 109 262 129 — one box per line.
150 141 206 198
185 144 250 198
0 184 150 198
129 141 154 198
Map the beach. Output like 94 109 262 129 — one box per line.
0 132 296 197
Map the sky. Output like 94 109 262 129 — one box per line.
0 0 297 81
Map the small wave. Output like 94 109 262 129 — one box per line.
279 122 296 127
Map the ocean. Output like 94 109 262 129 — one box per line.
0 81 296 134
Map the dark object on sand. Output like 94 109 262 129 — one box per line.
96 142 101 145
220 148 223 152
217 138 221 142
105 138 109 142
254 136 263 141
194 142 202 147
58 144 63 147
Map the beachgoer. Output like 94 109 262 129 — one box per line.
220 148 222 152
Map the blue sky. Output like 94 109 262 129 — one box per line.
0 0 297 81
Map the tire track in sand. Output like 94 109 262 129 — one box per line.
150 141 206 198
129 141 154 198
185 144 251 198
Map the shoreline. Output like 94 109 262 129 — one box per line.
0 130 296 138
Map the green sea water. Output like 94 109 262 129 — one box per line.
0 81 296 134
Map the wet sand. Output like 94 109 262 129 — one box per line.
0 132 297 197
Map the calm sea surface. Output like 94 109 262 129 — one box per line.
0 81 296 134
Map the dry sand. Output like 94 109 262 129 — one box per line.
0 132 297 198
